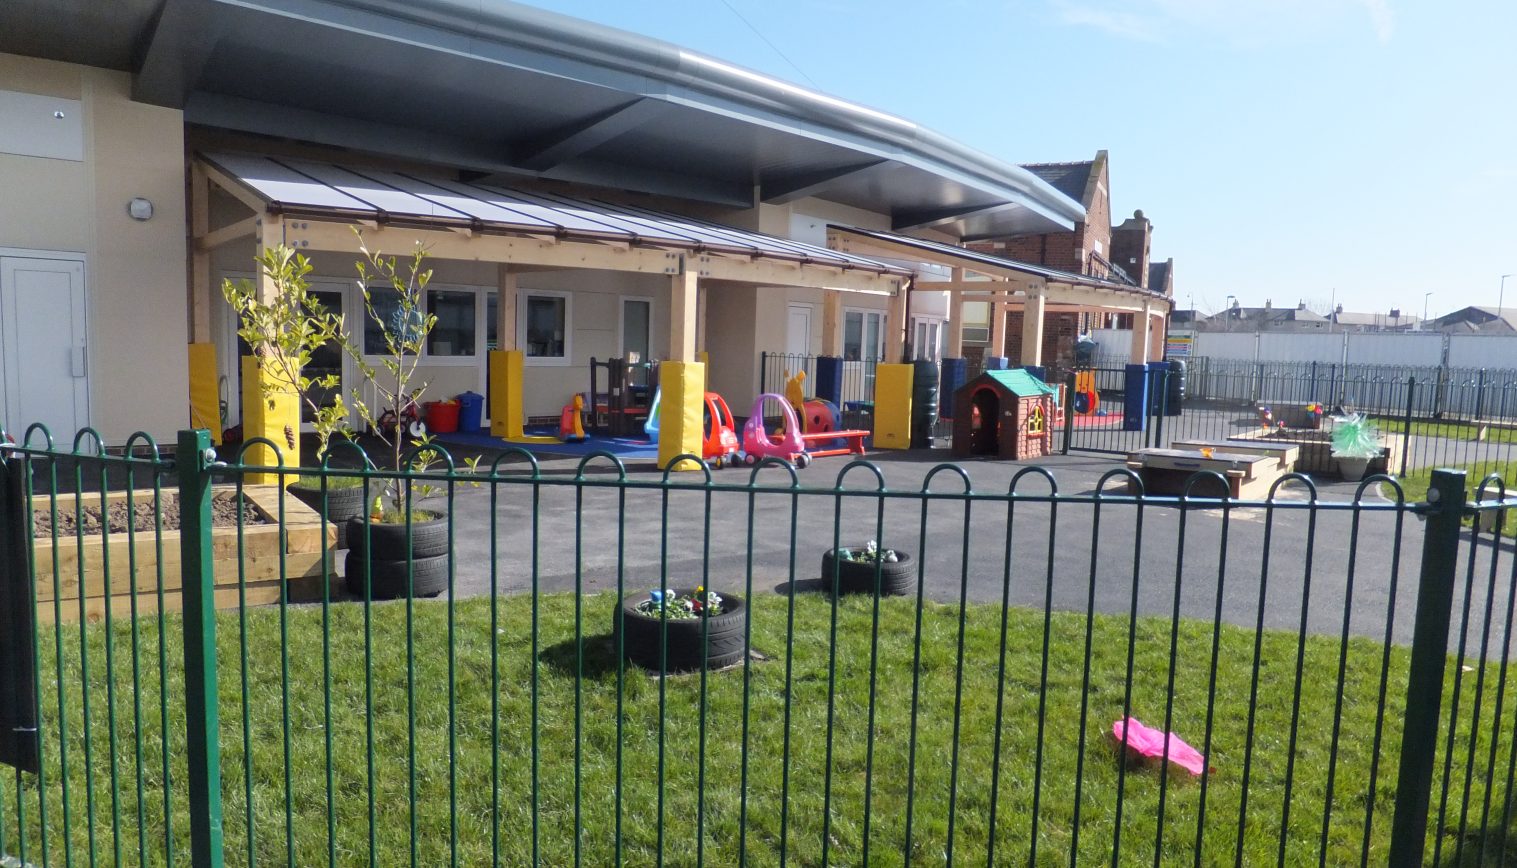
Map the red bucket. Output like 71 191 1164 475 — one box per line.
426 400 460 434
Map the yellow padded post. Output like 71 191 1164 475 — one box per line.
489 349 558 444
873 363 914 450
658 360 705 471
240 356 300 484
187 342 221 445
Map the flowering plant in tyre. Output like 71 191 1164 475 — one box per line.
836 540 900 564
636 586 725 619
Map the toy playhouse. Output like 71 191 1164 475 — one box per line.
951 369 1059 460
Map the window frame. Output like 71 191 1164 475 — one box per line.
842 307 886 362
518 288 573 367
419 285 484 367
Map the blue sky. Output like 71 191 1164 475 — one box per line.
519 0 1515 318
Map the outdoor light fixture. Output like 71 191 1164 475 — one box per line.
127 197 154 221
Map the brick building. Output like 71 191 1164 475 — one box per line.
958 150 1174 368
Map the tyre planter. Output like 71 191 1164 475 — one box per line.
820 547 916 596
287 481 366 549
343 513 452 599
344 514 450 560
614 589 747 673
343 549 449 599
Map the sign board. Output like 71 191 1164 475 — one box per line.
1165 333 1193 358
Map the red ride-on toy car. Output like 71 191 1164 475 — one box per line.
702 392 741 467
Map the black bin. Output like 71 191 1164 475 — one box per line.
910 359 939 448
1165 358 1186 416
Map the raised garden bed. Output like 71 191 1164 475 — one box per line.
1230 425 1400 478
30 485 335 624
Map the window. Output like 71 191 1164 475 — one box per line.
621 297 651 363
960 301 990 344
519 290 571 364
362 285 423 355
912 317 942 362
426 289 476 357
843 309 884 361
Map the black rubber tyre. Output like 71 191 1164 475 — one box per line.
614 589 747 673
345 513 450 561
344 549 450 599
820 547 917 596
287 481 367 549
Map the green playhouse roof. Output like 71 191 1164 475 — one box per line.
982 369 1059 398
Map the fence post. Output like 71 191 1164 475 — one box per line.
1400 376 1414 477
1310 360 1318 404
1475 368 1487 420
177 429 225 868
1388 468 1467 866
1062 371 1075 455
759 351 767 396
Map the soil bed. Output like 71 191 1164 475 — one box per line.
33 494 269 537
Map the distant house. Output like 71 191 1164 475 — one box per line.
1193 301 1422 333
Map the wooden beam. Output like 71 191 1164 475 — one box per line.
195 215 258 251
199 160 270 213
691 254 902 295
885 284 908 363
945 266 964 358
669 266 699 363
496 265 518 351
284 220 683 275
821 290 842 356
189 162 212 343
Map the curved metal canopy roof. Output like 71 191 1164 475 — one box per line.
2 0 1085 240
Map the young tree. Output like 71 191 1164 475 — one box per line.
222 245 350 464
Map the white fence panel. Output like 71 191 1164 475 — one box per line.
1192 332 1258 360
1448 335 1517 370
1255 333 1344 364
1346 332 1444 366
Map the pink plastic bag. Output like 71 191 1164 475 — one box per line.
1112 716 1209 775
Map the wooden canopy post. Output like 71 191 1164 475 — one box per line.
660 264 704 469
1130 300 1154 363
1021 287 1046 367
989 290 1008 358
945 266 965 358
822 289 842 357
885 282 908 363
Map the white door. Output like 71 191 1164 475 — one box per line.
0 256 88 438
785 304 813 391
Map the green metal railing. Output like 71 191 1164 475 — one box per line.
3 426 1517 865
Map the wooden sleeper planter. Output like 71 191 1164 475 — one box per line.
30 485 336 624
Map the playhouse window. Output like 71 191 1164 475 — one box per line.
1028 404 1046 435
520 291 571 365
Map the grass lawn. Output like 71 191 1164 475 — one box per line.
8 592 1517 866
1375 416 1517 446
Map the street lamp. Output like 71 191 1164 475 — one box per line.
1424 291 1434 327
1501 274 1515 322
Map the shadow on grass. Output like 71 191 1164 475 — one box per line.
538 634 622 678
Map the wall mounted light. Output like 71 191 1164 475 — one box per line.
127 197 154 221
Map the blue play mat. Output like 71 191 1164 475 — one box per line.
434 426 659 459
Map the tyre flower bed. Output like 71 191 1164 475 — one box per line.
615 587 746 672
820 541 916 596
30 485 336 623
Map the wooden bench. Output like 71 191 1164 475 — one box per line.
1126 448 1284 499
1171 439 1300 472
801 429 869 458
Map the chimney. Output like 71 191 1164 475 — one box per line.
1298 301 1306 310
1264 299 1272 309
1110 209 1152 288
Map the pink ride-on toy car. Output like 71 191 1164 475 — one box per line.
741 393 811 468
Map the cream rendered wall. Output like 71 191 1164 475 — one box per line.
0 52 188 443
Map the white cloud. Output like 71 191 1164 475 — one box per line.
1054 0 1394 44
